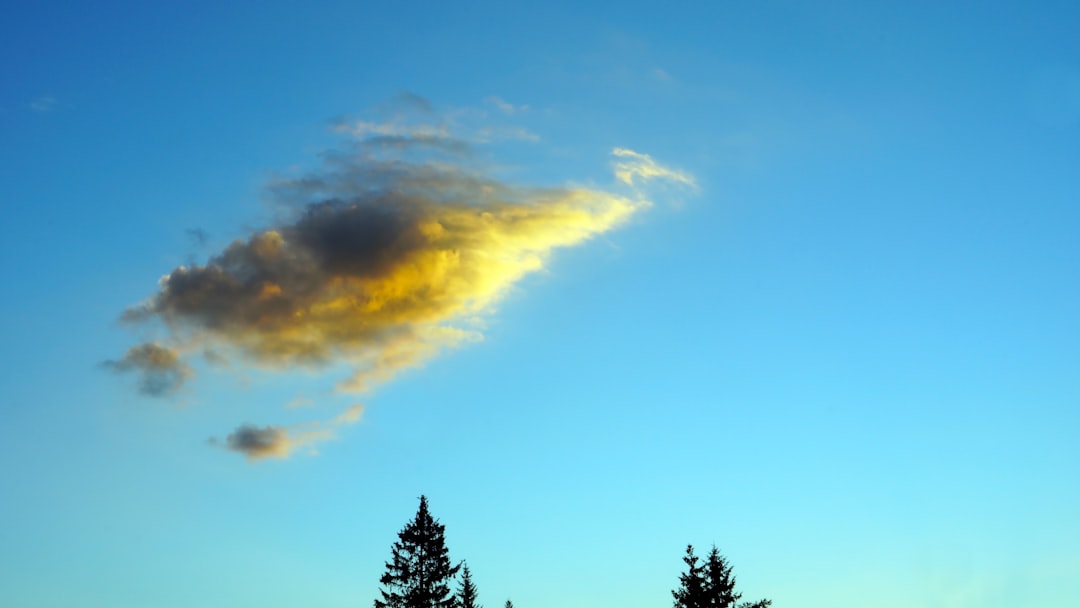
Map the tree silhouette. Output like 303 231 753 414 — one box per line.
674 545 771 608
703 546 738 608
503 601 513 608
673 545 707 608
375 496 461 608
456 562 481 608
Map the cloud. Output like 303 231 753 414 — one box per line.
28 95 57 112
612 148 696 188
123 177 642 389
336 94 539 145
485 96 529 114
475 125 540 143
334 404 365 424
103 342 192 396
117 98 693 457
337 119 451 141
221 424 295 460
216 404 364 461
285 394 314 409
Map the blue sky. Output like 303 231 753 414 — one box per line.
2 1 1078 607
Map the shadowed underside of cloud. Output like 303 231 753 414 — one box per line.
115 96 694 460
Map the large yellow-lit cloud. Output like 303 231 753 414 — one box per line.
115 98 694 459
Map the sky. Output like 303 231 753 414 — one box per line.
1 1 1078 607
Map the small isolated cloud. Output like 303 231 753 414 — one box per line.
219 423 330 461
612 148 696 188
486 96 529 114
117 97 693 458
28 95 57 112
103 342 192 396
216 403 364 461
28 95 57 113
222 424 294 460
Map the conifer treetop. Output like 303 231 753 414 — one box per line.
457 562 481 608
374 496 461 608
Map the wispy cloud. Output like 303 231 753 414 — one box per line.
285 394 314 409
485 96 529 115
116 96 694 459
28 95 57 113
334 101 538 145
652 67 674 82
612 148 696 188
336 119 451 140
334 404 365 425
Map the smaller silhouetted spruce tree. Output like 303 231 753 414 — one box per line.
673 545 707 608
456 563 481 608
375 496 461 608
504 601 513 608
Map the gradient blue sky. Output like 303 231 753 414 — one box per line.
2 1 1078 607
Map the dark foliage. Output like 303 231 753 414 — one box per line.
674 544 772 608
456 563 481 608
673 545 707 608
703 546 738 608
375 496 461 608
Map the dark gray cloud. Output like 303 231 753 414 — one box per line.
222 424 293 460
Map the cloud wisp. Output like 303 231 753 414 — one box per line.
485 96 529 114
28 95 57 113
612 148 696 188
115 97 694 459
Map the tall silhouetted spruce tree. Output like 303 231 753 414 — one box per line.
375 496 461 608
456 563 481 608
673 545 771 608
